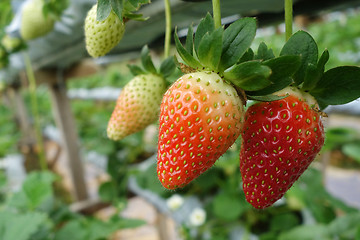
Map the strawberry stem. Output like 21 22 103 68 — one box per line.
24 53 48 171
212 0 221 29
285 0 293 41
164 0 172 58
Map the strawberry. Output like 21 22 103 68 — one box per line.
107 73 166 141
157 71 244 189
84 4 125 58
240 87 325 209
20 0 55 40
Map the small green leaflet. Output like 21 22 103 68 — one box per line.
97 0 112 21
141 45 157 74
302 49 330 91
248 94 287 102
197 27 223 70
159 56 176 78
224 61 271 91
174 29 202 69
219 17 257 71
280 31 318 86
194 13 215 56
247 55 301 96
185 24 194 56
111 0 124 20
310 66 360 106
255 42 275 61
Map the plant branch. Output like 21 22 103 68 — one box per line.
164 0 172 58
285 0 293 41
24 53 48 171
212 0 221 29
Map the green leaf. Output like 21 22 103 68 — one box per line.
310 66 360 105
255 42 275 61
219 17 257 71
280 31 318 85
302 50 329 91
127 64 145 76
110 0 124 20
248 94 287 102
116 217 146 229
22 171 56 210
224 61 271 91
301 63 319 91
0 211 48 240
342 142 360 162
125 0 150 12
328 212 360 237
97 0 112 21
238 48 254 63
174 29 202 69
279 224 330 240
247 55 301 95
197 27 223 70
185 24 194 56
318 49 329 71
270 213 300 232
159 56 176 78
194 13 215 56
213 193 246 221
54 220 87 240
99 181 117 203
140 45 157 74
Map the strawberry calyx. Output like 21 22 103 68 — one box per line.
96 0 150 23
127 45 177 86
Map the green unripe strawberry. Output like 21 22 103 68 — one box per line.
84 4 125 58
20 0 55 40
107 73 167 141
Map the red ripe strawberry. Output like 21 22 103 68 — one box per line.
240 87 325 209
157 71 245 189
107 74 166 140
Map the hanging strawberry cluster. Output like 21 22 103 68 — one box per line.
99 0 360 209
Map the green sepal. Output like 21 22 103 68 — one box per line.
197 27 223 71
301 63 319 91
224 61 272 91
248 94 287 102
238 48 254 64
301 50 330 91
123 13 148 21
127 64 146 76
255 42 275 61
280 31 318 86
160 57 176 78
219 17 257 71
141 45 157 74
125 0 150 11
174 29 202 69
246 55 301 96
97 0 112 21
185 24 194 56
310 66 360 106
110 0 125 20
194 13 215 56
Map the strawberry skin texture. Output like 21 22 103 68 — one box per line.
157 71 244 189
107 74 166 141
84 4 125 58
240 94 325 209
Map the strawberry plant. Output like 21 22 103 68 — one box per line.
85 0 150 58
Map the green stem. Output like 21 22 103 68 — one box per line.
164 0 172 58
285 0 293 41
212 0 221 29
23 53 48 171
